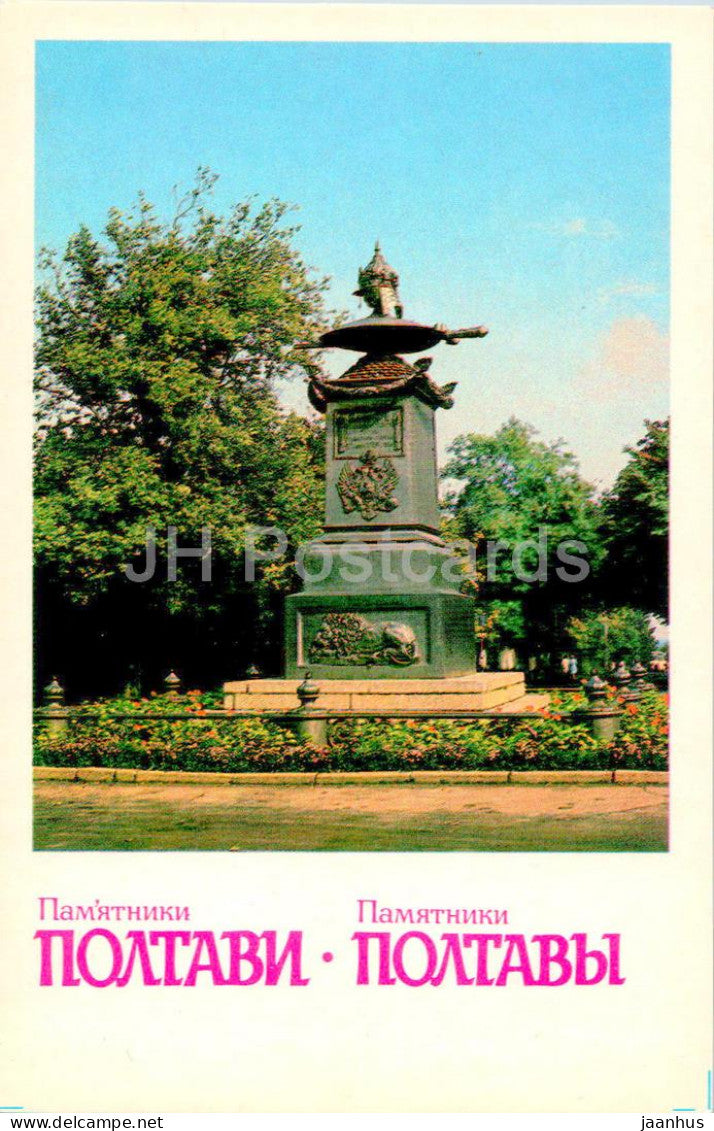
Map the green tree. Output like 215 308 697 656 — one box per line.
35 170 330 697
443 418 603 672
565 606 656 677
599 419 669 620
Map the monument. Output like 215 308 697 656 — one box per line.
286 243 487 680
225 246 543 712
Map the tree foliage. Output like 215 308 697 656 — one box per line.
598 419 669 619
565 606 656 677
34 171 329 696
443 418 603 667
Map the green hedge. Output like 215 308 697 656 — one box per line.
33 689 668 774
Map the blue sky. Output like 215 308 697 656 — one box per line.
36 40 670 488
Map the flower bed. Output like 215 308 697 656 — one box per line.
33 689 668 774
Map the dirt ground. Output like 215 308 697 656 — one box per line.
34 779 668 852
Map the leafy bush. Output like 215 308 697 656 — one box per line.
608 689 669 770
34 689 668 773
34 700 327 774
326 715 606 770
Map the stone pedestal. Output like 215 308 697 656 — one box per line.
224 672 547 713
284 382 476 679
285 589 474 679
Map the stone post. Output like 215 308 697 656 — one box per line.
613 661 638 703
42 676 68 738
576 674 623 743
291 672 327 747
630 661 652 696
164 671 181 698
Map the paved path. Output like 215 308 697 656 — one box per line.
34 780 668 852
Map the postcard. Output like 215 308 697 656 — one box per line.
0 2 712 1115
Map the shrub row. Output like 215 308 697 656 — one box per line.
33 689 668 773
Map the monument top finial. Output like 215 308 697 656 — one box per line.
297 246 488 356
354 242 403 319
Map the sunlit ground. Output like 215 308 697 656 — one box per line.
34 780 668 852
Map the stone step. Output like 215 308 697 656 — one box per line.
224 672 534 713
490 692 550 714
